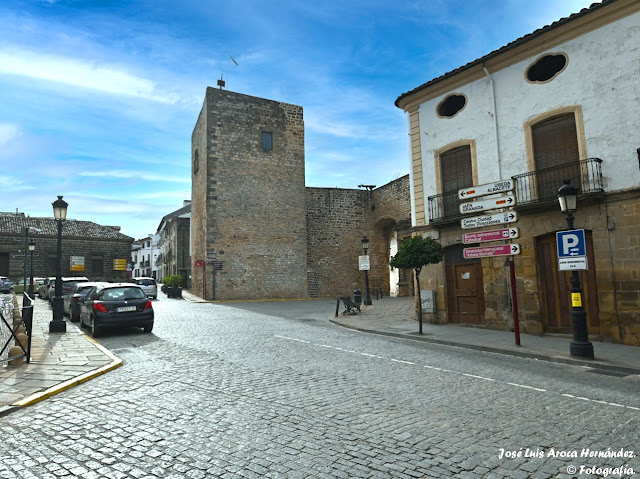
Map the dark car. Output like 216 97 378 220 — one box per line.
50 277 89 304
64 282 104 322
79 283 154 337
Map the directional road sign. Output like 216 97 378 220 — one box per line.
460 194 516 215
462 227 519 244
463 243 521 259
458 179 515 200
461 211 518 230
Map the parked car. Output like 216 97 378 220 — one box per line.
64 281 105 322
49 277 89 304
0 277 14 294
39 277 56 299
79 283 154 337
132 277 158 299
15 277 45 294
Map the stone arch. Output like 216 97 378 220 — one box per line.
369 217 397 296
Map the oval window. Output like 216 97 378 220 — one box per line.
526 54 567 83
437 94 466 118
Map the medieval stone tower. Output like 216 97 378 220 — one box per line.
191 88 308 300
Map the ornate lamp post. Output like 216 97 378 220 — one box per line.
361 235 372 306
28 240 35 297
557 180 594 358
50 195 68 333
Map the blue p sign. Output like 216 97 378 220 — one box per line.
556 230 586 258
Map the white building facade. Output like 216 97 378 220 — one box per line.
396 0 640 345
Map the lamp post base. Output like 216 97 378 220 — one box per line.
49 320 67 333
570 340 594 359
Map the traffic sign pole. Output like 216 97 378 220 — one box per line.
509 259 521 346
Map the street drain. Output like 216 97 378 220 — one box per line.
586 369 629 378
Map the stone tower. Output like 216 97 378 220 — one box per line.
191 88 308 300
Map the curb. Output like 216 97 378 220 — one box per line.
182 295 334 304
2 324 123 415
331 320 640 376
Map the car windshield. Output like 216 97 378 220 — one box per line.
98 287 146 301
136 279 155 286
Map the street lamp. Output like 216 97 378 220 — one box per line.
557 180 594 358
50 195 68 333
28 240 35 297
361 235 372 306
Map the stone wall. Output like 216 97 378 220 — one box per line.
306 175 411 298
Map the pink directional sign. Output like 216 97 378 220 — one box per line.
463 243 521 259
462 227 519 244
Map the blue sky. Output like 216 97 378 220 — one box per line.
0 0 596 240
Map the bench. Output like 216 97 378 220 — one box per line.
340 296 361 315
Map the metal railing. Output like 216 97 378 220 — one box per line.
512 158 603 206
0 293 33 365
427 158 604 223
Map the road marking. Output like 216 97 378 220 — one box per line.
274 335 637 411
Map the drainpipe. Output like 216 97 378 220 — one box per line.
482 63 501 178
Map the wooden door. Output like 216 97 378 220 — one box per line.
0 253 8 276
445 245 484 324
536 233 599 333
440 146 472 217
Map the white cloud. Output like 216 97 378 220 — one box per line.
0 48 179 104
0 123 21 147
78 169 190 184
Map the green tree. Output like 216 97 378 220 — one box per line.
390 235 444 334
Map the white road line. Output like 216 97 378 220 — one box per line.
274 335 637 411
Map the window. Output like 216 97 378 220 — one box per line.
440 145 473 217
262 131 273 151
193 149 199 174
526 53 567 83
437 94 467 118
91 256 104 276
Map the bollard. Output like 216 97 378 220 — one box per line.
335 298 340 317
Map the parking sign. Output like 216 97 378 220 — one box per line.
556 229 587 271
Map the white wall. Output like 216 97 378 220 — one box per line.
417 11 640 219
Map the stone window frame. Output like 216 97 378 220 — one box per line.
435 93 468 119
524 52 569 85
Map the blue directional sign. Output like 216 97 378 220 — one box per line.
556 229 586 258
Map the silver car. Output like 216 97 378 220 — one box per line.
132 277 157 299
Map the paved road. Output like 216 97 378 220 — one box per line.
1 294 638 478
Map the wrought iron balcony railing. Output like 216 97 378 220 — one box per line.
427 158 604 224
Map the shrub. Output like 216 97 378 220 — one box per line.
163 275 183 288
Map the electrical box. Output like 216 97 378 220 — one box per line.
420 290 436 313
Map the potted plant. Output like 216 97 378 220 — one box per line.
165 275 183 298
161 276 169 294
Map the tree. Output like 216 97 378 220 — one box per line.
390 235 444 334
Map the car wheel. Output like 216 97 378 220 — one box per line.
70 312 79 323
91 318 101 338
152 296 157 300
143 324 153 333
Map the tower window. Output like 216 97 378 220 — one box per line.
262 132 273 151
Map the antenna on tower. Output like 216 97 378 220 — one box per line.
217 74 225 89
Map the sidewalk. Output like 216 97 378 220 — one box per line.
0 295 121 416
333 296 640 375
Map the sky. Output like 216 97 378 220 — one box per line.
0 0 598 240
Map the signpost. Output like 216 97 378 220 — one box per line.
458 179 521 346
463 227 519 244
463 244 521 259
113 259 127 271
458 179 514 200
461 211 518 229
358 255 370 271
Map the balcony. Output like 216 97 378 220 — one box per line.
427 158 604 225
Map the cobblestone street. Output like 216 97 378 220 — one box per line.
1 295 638 478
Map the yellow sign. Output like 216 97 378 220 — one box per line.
113 259 127 271
571 293 582 307
70 256 85 272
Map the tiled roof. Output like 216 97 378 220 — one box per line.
395 0 616 107
0 213 133 241
156 203 191 233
